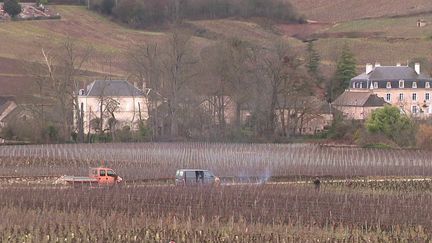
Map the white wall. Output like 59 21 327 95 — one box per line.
76 96 149 134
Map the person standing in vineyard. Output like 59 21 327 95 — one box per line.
313 177 321 191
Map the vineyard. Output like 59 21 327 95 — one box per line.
1 143 432 242
1 143 431 179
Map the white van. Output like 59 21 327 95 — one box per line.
175 169 219 185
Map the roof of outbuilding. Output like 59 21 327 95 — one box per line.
0 96 16 116
277 95 332 114
352 66 431 81
332 91 387 107
85 80 145 97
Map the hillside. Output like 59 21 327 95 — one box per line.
3 4 432 101
289 0 432 22
0 5 297 99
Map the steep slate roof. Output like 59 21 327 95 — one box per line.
352 66 431 81
332 91 387 107
85 80 145 97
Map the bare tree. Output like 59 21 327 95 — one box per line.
199 42 236 137
38 37 93 142
162 32 198 137
128 43 161 138
215 38 254 129
128 31 196 138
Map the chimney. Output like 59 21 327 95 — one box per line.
415 63 420 74
366 63 373 74
375 62 381 67
396 62 401 66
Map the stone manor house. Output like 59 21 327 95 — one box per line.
333 62 432 119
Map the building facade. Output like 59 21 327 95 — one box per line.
75 80 149 134
339 63 432 118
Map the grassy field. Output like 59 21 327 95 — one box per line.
289 0 432 22
325 15 432 38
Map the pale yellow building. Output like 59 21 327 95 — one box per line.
334 63 432 119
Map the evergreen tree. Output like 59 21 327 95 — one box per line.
330 44 356 101
306 41 320 77
3 0 22 18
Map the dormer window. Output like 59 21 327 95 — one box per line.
386 82 391 89
373 82 378 89
426 82 430 88
412 82 417 88
399 80 404 88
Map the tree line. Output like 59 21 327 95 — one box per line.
89 0 305 27
0 33 330 143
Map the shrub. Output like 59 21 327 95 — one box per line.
366 106 416 147
100 0 115 14
326 114 362 143
3 0 22 17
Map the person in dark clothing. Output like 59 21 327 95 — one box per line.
313 177 321 190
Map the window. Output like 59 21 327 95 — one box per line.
399 80 404 88
386 93 391 102
195 171 204 183
399 93 404 101
204 171 214 179
100 170 106 176
107 170 116 177
412 82 417 88
386 82 391 89
412 106 418 114
426 82 430 88
412 93 417 101
374 82 378 89
426 93 430 101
